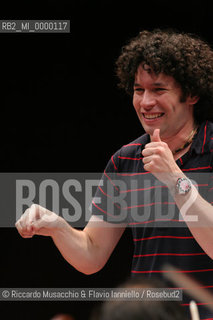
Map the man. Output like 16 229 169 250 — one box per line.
16 29 213 318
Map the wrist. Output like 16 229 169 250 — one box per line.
167 175 192 196
165 171 185 189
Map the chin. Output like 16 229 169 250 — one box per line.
141 123 155 135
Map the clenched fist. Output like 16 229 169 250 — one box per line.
15 204 63 238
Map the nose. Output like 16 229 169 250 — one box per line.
139 91 156 109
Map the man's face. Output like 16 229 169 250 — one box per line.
133 65 195 139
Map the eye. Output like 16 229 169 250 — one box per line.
154 88 166 92
134 88 144 92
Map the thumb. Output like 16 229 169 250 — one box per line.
152 129 161 142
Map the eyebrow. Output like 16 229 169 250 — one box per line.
133 82 168 87
152 82 168 86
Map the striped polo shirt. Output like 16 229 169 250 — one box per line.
91 121 213 320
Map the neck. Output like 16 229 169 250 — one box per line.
172 126 198 155
173 144 192 161
153 122 197 153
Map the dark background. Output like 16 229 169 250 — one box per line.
0 0 213 319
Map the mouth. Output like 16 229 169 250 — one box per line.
142 113 164 120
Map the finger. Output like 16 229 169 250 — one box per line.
28 204 47 233
15 220 23 236
28 204 44 234
15 220 33 238
142 148 155 157
17 209 29 231
30 220 49 236
28 205 39 234
25 211 34 234
30 204 42 220
20 208 33 234
16 208 35 236
145 142 163 149
33 204 50 219
142 155 153 164
152 128 161 142
143 163 151 172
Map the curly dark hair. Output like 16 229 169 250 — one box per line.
116 29 213 124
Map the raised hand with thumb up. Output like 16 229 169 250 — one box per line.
141 128 182 185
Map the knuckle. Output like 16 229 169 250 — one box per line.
154 154 161 161
148 164 153 171
36 204 45 216
144 163 150 171
156 147 163 155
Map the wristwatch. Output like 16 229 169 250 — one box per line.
176 177 192 195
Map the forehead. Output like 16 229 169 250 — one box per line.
134 64 179 88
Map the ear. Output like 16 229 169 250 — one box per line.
186 95 200 106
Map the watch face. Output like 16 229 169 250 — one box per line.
176 178 192 194
181 180 190 192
